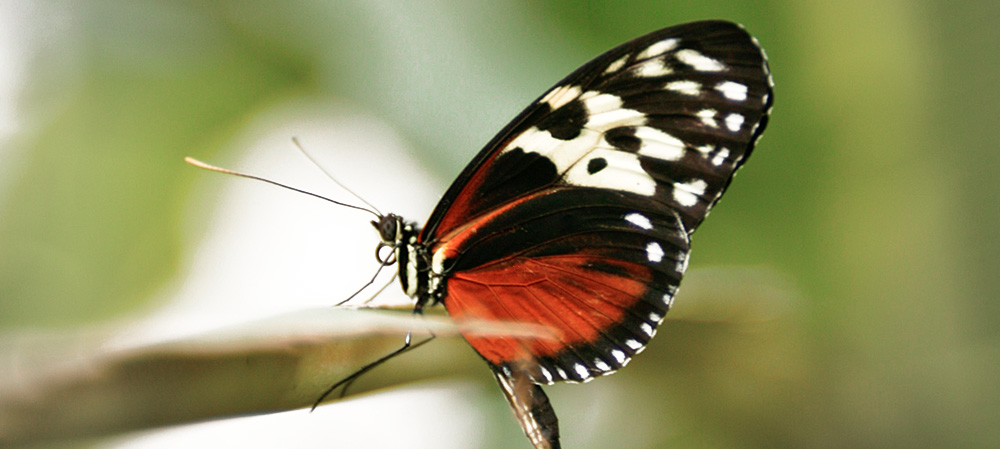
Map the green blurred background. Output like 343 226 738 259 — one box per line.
1 1 998 448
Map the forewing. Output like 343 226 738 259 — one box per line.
420 20 773 242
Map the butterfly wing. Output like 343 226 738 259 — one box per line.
421 20 772 383
441 187 690 382
420 20 772 243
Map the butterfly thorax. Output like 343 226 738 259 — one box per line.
373 213 442 312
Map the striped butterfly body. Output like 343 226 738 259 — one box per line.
376 20 773 449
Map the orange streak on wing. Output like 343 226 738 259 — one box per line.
444 254 650 365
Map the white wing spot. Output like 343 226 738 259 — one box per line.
640 322 654 336
625 339 643 350
574 363 590 379
611 349 627 364
514 90 654 198
587 108 647 130
673 179 707 207
676 251 691 273
540 367 553 383
564 148 656 196
711 147 730 167
725 113 745 132
540 84 582 109
649 311 662 322
635 127 685 161
716 81 748 101
624 212 653 230
582 91 646 130
581 91 622 114
646 241 665 263
556 367 567 379
505 126 600 171
696 144 714 155
676 49 725 72
635 58 672 77
663 293 675 308
637 38 679 59
665 80 701 96
594 359 611 371
697 109 718 128
604 54 630 74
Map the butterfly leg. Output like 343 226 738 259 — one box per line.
310 330 436 410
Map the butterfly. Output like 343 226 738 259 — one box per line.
370 20 773 449
190 19 772 449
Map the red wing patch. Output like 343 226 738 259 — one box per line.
445 254 653 380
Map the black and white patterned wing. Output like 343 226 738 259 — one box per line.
420 20 773 243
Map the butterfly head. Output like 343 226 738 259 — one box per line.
371 213 403 245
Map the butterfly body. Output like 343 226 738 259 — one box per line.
375 20 772 449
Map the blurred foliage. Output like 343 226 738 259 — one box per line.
1 0 997 448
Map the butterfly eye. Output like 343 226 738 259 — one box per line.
371 215 399 243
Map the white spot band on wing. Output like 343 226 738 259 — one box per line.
624 212 653 230
725 113 745 132
637 38 679 59
563 147 656 196
672 179 707 207
635 58 672 78
603 54 630 74
540 84 582 109
697 109 718 128
635 127 685 162
711 147 731 167
646 241 665 263
675 49 725 72
716 81 748 101
665 80 701 96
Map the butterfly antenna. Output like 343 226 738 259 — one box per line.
292 137 383 217
185 157 381 220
